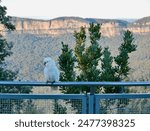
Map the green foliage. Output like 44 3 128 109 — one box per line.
101 47 115 81
59 42 76 81
74 27 87 72
74 24 102 82
0 4 15 31
74 23 102 93
89 23 101 44
115 30 137 80
100 47 118 93
58 24 137 95
58 42 80 93
0 2 17 86
0 38 12 64
0 3 14 64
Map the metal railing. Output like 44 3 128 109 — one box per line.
0 81 150 114
1 81 150 86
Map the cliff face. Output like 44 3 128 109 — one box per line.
101 22 124 37
10 18 124 37
127 17 150 34
10 17 89 36
1 16 150 37
13 17 125 37
127 25 150 34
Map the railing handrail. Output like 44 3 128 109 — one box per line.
0 81 150 87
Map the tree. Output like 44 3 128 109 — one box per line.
58 23 137 114
58 42 81 113
0 2 32 113
115 30 137 80
59 42 76 82
74 23 102 81
100 30 136 93
100 47 117 93
0 3 15 32
59 24 137 95
0 2 16 81
58 42 78 93
74 23 102 93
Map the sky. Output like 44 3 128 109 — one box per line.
1 0 150 20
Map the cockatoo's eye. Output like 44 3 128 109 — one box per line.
44 61 47 65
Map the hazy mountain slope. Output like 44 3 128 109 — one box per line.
5 32 74 81
133 16 150 24
86 18 128 26
5 32 150 82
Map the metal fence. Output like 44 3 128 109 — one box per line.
0 81 150 114
95 94 150 114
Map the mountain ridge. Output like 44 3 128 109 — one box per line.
1 16 149 37
9 16 150 37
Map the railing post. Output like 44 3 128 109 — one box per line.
81 95 87 114
90 86 95 95
87 87 96 114
87 93 94 114
95 95 100 114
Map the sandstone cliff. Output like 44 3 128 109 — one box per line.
1 17 127 37
9 17 89 36
1 16 150 37
127 16 150 34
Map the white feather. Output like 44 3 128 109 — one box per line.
43 57 60 82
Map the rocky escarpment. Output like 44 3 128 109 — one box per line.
1 17 127 37
1 16 150 37
127 16 150 34
9 17 89 36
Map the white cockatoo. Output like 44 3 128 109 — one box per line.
43 57 60 83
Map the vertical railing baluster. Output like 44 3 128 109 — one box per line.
95 95 100 114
